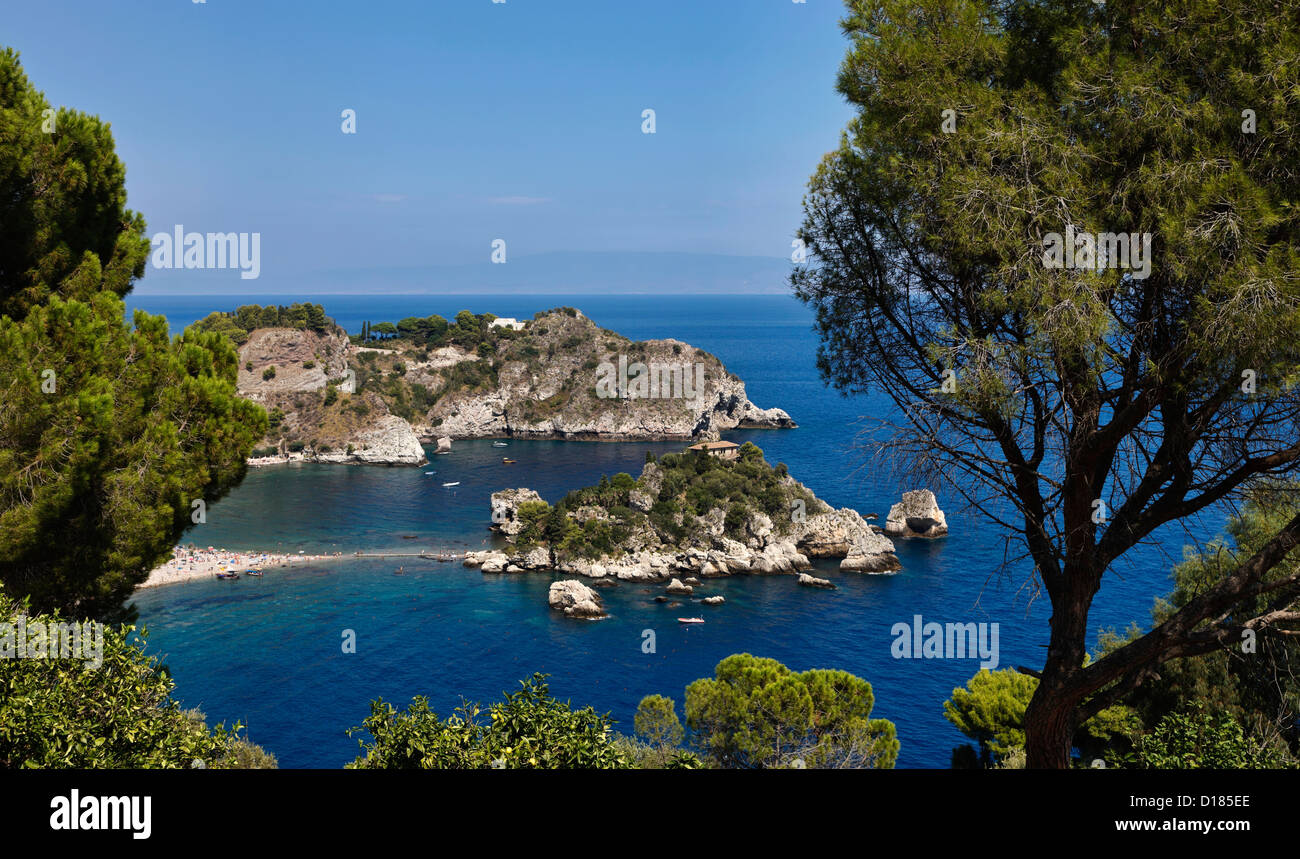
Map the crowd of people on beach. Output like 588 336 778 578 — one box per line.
139 544 340 588
139 543 467 589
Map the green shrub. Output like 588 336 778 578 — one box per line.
429 358 498 405
347 674 630 769
1137 707 1293 769
0 586 269 768
664 751 705 769
723 503 751 538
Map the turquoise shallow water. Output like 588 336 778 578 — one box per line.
125 294 1226 767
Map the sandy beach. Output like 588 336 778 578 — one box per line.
138 545 336 589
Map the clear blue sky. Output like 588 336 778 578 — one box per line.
5 0 855 292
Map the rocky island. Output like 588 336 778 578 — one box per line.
884 489 949 539
191 303 794 465
463 441 902 582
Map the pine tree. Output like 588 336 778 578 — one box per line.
795 0 1300 767
0 49 266 621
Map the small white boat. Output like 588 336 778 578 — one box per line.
442 481 460 487
424 471 437 475
677 617 704 624
492 441 509 447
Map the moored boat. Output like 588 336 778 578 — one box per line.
677 617 704 624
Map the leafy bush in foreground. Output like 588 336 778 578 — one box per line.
347 673 630 769
1137 707 1294 770
0 586 272 768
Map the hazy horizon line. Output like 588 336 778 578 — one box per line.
127 290 802 298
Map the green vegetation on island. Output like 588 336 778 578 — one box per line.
355 308 507 351
508 443 826 561
192 302 334 345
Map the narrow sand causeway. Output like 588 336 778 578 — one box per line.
138 547 335 589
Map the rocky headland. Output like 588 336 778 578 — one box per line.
193 304 795 465
383 307 794 442
225 317 426 466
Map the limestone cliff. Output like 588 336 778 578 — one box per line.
361 308 795 441
236 326 426 466
211 303 796 465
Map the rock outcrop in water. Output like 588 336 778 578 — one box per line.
884 490 948 539
797 572 836 589
490 488 546 537
548 580 607 618
464 443 901 582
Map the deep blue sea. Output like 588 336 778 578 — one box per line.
122 293 1227 768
